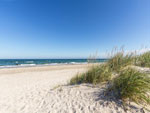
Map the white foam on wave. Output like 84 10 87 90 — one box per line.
0 65 18 69
25 61 34 63
0 64 37 69
0 62 88 69
20 64 36 66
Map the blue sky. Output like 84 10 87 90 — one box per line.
0 0 150 58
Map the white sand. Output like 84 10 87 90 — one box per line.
0 64 147 113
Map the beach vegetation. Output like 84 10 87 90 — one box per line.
70 48 150 108
106 68 150 105
107 48 135 72
135 51 150 67
70 64 112 85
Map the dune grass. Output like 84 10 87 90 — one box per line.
70 49 134 85
70 49 150 108
70 73 86 85
107 51 134 72
70 64 112 85
135 51 150 67
106 68 150 105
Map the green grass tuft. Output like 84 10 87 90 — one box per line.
107 68 150 105
70 73 86 85
70 64 112 85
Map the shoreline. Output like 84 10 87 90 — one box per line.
0 62 88 69
0 63 91 75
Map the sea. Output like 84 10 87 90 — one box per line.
0 59 108 68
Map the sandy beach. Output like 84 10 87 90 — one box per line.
0 64 146 113
0 64 89 113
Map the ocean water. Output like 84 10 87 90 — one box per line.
0 59 107 68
